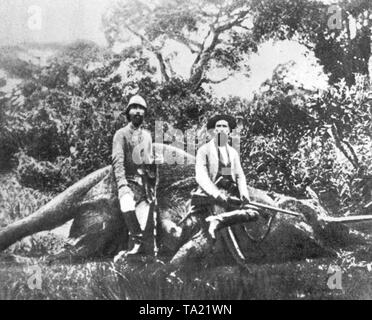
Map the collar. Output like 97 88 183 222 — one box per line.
207 138 232 161
128 122 143 132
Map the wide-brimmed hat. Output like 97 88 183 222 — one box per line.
207 114 237 130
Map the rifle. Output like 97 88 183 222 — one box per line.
232 197 372 224
228 196 301 217
152 164 159 257
140 164 159 257
179 192 372 226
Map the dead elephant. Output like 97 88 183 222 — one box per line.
0 144 372 267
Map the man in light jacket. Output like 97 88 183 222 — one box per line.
112 95 154 257
177 115 258 250
194 114 250 206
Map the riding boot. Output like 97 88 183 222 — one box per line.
123 210 145 255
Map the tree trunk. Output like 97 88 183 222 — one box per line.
369 27 372 85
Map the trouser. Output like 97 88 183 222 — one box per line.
119 180 150 253
177 183 241 253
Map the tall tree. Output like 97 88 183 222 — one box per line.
102 0 258 91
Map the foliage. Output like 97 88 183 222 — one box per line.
252 0 372 85
0 173 53 227
103 0 372 88
15 151 65 192
1 41 217 187
227 66 372 214
304 76 372 214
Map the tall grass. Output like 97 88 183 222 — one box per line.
1 257 372 300
0 173 53 225
0 173 67 256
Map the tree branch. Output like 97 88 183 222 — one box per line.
216 10 251 33
332 123 361 169
173 33 203 54
201 74 232 85
123 23 170 82
189 7 251 91
155 52 170 82
328 124 360 170
342 139 361 169
164 56 177 78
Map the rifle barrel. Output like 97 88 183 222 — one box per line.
323 215 372 224
246 201 302 217
227 196 302 217
181 194 372 226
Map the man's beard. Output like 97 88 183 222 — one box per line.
131 115 144 127
216 132 229 146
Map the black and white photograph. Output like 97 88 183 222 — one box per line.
0 0 372 302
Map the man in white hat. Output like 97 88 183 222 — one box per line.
112 95 154 256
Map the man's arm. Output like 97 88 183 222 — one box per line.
195 146 220 198
112 130 128 191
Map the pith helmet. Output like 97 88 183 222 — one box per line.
127 95 147 109
125 95 147 120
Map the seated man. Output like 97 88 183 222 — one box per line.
112 95 155 258
195 114 249 207
179 115 259 250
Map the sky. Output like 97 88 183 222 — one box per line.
0 0 329 98
0 0 110 46
210 40 329 99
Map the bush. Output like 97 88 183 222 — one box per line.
0 172 53 228
16 151 66 192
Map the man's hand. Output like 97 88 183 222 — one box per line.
215 193 229 207
245 208 260 221
240 194 250 205
119 185 133 196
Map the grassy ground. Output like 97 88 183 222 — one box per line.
1 172 372 300
0 256 372 300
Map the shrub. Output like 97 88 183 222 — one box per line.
15 151 66 192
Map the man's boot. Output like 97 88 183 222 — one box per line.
123 211 145 255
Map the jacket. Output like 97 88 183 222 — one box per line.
195 139 249 199
112 123 153 191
